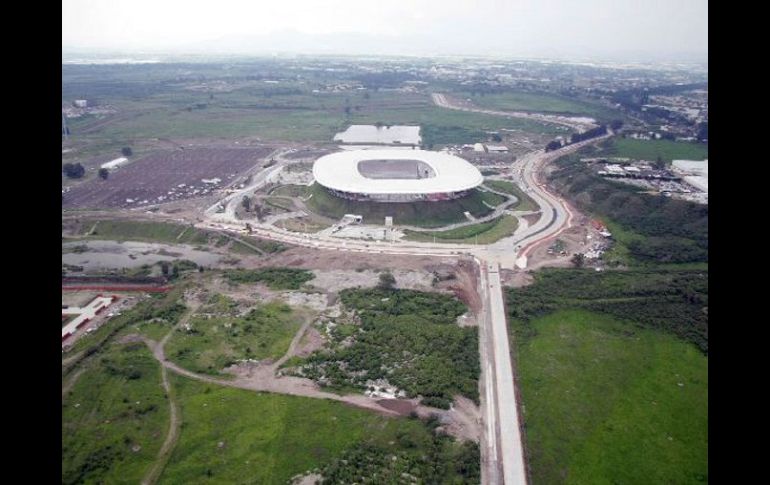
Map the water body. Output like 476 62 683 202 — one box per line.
62 240 223 270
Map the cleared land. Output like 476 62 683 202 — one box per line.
484 179 539 212
63 147 269 209
306 183 498 227
511 309 707 484
601 138 708 162
160 375 480 484
404 215 518 244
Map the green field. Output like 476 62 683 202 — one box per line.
62 342 170 485
506 267 708 352
165 298 306 375
160 375 479 484
483 179 539 212
306 183 498 228
404 215 518 244
602 138 708 162
465 91 624 122
65 80 563 145
512 309 707 485
77 220 221 245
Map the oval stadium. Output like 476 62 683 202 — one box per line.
312 149 483 203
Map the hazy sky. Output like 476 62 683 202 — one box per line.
63 0 708 61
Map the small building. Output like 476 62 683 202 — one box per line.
486 145 509 153
473 143 487 152
73 99 88 108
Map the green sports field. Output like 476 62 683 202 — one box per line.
512 309 707 484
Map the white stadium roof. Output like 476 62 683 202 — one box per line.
313 149 483 195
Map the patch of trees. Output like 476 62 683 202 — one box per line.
318 421 480 484
302 288 478 409
63 162 85 178
506 268 708 353
570 124 607 144
545 140 562 152
223 267 314 290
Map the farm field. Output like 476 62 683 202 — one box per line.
63 147 270 209
404 215 518 244
306 183 497 228
160 375 480 484
601 138 708 162
511 309 707 485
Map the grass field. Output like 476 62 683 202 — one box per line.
484 179 539 212
602 138 708 162
160 375 478 484
404 215 518 244
512 309 707 485
465 91 624 122
62 342 169 485
80 220 219 245
306 183 497 228
165 299 306 375
67 83 564 145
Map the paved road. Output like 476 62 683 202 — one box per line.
481 261 527 484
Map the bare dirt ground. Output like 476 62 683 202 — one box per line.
309 269 436 293
502 270 535 288
293 326 325 358
246 247 464 273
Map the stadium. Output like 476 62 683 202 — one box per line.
312 149 483 203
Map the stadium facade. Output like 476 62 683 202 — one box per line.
312 149 483 203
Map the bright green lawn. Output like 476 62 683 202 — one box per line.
602 138 708 162
404 215 518 244
465 92 624 122
484 179 539 212
306 183 496 228
159 375 442 484
513 309 708 485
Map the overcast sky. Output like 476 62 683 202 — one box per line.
62 0 707 62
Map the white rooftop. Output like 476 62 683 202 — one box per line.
313 149 483 195
672 159 708 176
333 125 421 145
